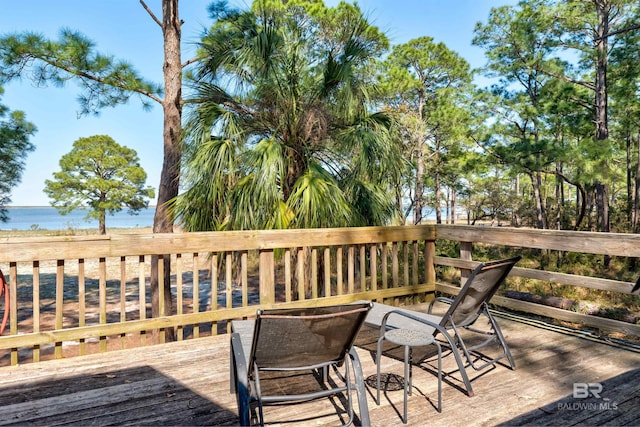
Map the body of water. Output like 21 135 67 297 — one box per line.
2 206 155 230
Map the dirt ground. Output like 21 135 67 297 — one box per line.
0 247 265 366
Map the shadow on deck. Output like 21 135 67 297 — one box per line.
0 310 638 426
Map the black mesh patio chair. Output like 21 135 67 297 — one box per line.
366 256 521 400
230 302 372 426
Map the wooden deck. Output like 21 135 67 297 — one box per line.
0 310 638 426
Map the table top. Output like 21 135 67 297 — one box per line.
383 328 435 347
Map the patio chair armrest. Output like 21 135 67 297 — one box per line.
427 296 454 314
379 309 442 336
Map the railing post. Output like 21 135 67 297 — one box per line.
259 249 275 304
425 240 435 285
460 241 472 285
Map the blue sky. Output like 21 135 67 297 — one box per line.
0 0 515 206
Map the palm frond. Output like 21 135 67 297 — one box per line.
287 162 352 229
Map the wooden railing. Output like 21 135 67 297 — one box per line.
435 225 640 337
0 224 638 366
0 225 436 366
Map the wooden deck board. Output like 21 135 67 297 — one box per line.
0 311 638 426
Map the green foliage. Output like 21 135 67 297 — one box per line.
3 1 640 235
0 86 36 219
0 29 163 115
44 135 154 233
375 36 475 224
175 0 401 231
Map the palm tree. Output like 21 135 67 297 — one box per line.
173 0 403 233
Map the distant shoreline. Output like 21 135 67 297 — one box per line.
0 226 154 238
6 206 158 208
1 206 156 231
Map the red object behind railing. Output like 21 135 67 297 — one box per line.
0 270 8 335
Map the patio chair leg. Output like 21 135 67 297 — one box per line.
402 344 410 424
453 347 474 397
376 335 383 405
435 340 442 413
349 348 370 427
440 331 474 397
490 314 516 369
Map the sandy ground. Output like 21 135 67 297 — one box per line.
0 228 263 366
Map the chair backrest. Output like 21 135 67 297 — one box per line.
441 256 521 329
248 302 372 375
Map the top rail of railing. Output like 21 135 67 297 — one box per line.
0 225 436 262
3 224 640 261
436 224 640 257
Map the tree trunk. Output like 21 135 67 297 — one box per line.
574 184 587 230
529 170 546 229
595 0 609 141
434 137 442 224
634 129 640 232
155 0 182 234
596 181 611 266
555 165 562 230
150 0 182 342
434 170 442 224
413 98 425 225
414 149 423 224
595 183 608 231
99 210 106 235
627 129 632 223
593 0 611 253
513 174 521 226
451 187 456 224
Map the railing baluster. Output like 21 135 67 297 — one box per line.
336 247 343 295
348 245 354 294
32 261 40 362
403 241 409 287
241 251 248 307
138 255 146 346
225 252 232 310
370 244 377 292
78 259 85 355
120 256 126 348
297 248 305 300
176 253 183 341
284 249 292 302
225 252 232 333
359 245 366 291
382 243 388 290
311 248 318 299
412 241 419 286
211 253 218 335
157 255 165 343
55 260 64 359
193 252 200 338
324 247 331 297
392 242 399 289
259 249 274 305
99 257 107 352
